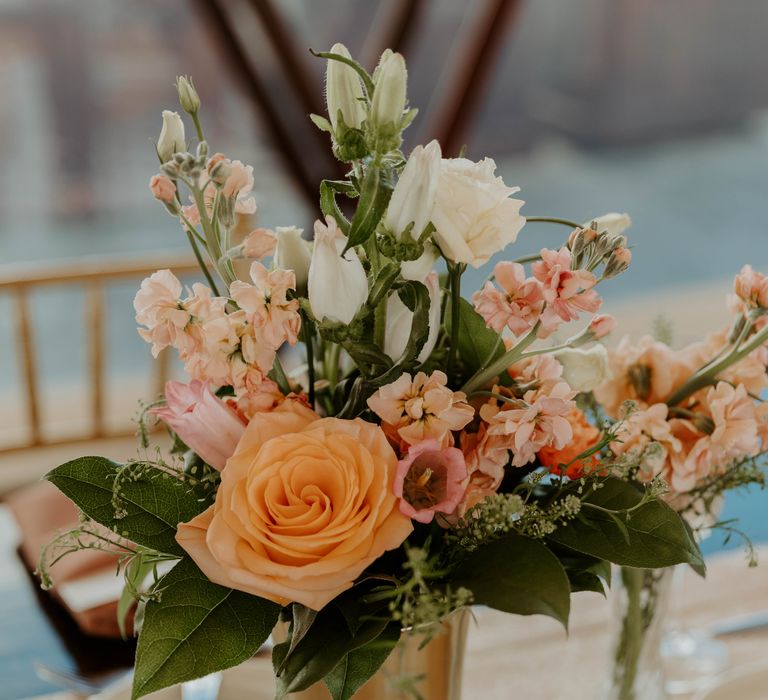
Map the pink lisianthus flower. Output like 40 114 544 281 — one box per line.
471 261 544 335
149 174 176 204
393 440 468 523
151 380 246 470
367 371 475 447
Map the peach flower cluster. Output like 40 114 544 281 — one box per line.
134 264 300 416
472 247 603 340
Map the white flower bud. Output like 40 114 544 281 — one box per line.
369 50 407 150
401 243 439 282
274 226 312 292
385 140 441 240
326 43 366 132
554 344 612 393
176 76 200 115
384 271 441 363
585 212 632 237
157 110 186 163
308 216 368 325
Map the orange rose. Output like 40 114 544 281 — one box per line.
176 400 413 610
538 408 601 479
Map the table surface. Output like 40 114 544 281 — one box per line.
2 505 768 700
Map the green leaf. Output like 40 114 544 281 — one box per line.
324 623 400 700
45 457 206 556
320 180 351 234
452 534 571 628
548 478 706 575
274 604 389 697
446 297 505 376
117 555 155 638
309 113 333 134
132 558 279 700
566 570 606 595
344 165 392 252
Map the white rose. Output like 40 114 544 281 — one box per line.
157 110 186 163
430 157 525 268
585 212 632 237
308 216 368 325
555 344 612 393
384 271 441 363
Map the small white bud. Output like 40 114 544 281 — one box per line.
275 226 312 292
326 43 366 131
176 76 200 115
157 110 186 163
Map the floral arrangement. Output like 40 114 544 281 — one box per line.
42 44 768 700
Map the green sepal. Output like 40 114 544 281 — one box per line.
343 164 393 253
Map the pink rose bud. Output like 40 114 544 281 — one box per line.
589 314 616 339
149 174 176 204
151 380 246 470
393 439 468 523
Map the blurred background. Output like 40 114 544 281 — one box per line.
1 1 768 697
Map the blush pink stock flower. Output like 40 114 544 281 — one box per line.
242 228 278 259
134 270 191 357
472 261 544 335
733 264 768 310
149 174 176 203
367 371 475 447
705 382 760 463
589 314 616 339
394 440 468 523
532 247 602 334
151 380 246 470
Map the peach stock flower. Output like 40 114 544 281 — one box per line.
705 382 760 463
149 174 176 203
151 380 246 470
242 228 278 259
589 314 616 339
393 439 468 523
538 408 601 479
472 261 544 335
176 401 413 610
133 270 191 357
733 264 768 310
367 370 474 447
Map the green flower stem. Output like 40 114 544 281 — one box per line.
446 263 464 379
526 216 582 229
271 354 291 395
184 228 221 296
612 566 644 700
666 322 768 406
191 112 205 143
325 342 341 388
512 253 543 265
461 321 541 395
301 311 315 408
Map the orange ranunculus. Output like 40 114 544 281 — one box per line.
176 400 413 610
537 408 601 479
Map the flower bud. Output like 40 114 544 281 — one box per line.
385 140 441 241
326 43 366 132
588 314 616 339
603 246 632 278
384 271 441 363
157 110 186 163
369 50 407 152
554 345 612 393
149 174 176 204
176 76 201 115
275 226 312 293
308 216 368 325
584 212 632 237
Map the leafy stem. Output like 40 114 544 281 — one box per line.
526 216 582 229
446 262 464 379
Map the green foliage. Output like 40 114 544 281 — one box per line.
451 534 571 628
45 456 206 557
445 297 505 379
132 558 279 699
344 165 393 252
548 478 706 575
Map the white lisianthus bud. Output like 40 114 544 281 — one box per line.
275 226 312 292
308 216 368 325
176 76 200 115
585 212 632 236
431 157 525 268
326 43 366 132
384 272 441 363
369 49 407 151
157 110 186 163
385 140 441 241
400 243 439 282
554 344 612 393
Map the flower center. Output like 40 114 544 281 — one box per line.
402 454 447 510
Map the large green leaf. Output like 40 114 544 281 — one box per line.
324 623 401 700
45 456 206 556
451 534 571 628
344 165 392 251
548 478 706 575
274 604 389 698
132 558 279 700
445 297 505 376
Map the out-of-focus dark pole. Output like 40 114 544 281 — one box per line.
429 0 523 157
193 0 318 208
363 0 427 67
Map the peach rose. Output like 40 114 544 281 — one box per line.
176 401 413 610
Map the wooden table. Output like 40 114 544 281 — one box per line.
2 502 767 700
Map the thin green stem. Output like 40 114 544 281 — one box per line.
326 343 341 388
447 263 463 379
191 112 205 143
301 311 316 408
512 253 543 265
184 228 221 296
271 354 291 395
526 216 582 229
461 321 541 395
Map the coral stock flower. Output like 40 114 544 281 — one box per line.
151 380 246 470
176 401 413 610
393 440 468 523
538 408 601 479
242 228 278 260
472 261 544 335
367 370 474 447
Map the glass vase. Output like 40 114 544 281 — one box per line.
286 607 470 700
602 566 674 700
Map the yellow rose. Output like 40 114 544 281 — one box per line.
176 400 413 610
